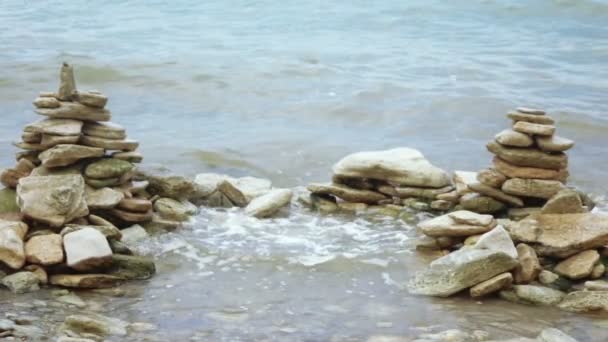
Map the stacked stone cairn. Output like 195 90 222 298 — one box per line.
0 63 163 294
305 148 453 214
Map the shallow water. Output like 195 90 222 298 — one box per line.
1 0 608 340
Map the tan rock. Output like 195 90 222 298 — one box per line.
513 243 542 284
153 198 194 221
24 264 48 284
82 122 126 140
0 225 25 269
430 200 453 211
495 129 534 147
36 102 111 121
111 151 143 163
217 180 249 207
40 134 80 148
73 90 108 108
516 107 546 115
554 250 600 280
487 141 567 170
110 208 153 223
453 171 477 195
448 210 494 226
24 118 83 136
476 168 507 188
117 198 152 213
536 135 574 152
57 62 76 101
50 274 123 289
80 135 138 151
418 213 496 237
541 189 586 214
470 273 513 298
60 224 122 241
394 185 454 199
85 186 124 209
12 141 45 151
1 159 34 188
591 263 605 279
508 207 541 221
24 233 64 265
508 111 554 124
88 214 117 229
584 280 608 291
436 191 459 202
38 144 105 168
502 178 564 199
468 182 524 207
512 121 555 136
33 96 60 109
307 183 387 204
21 131 41 143
459 193 506 214
493 157 568 181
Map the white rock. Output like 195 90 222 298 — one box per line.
63 227 112 271
245 189 293 218
473 226 518 259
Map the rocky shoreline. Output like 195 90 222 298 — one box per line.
0 64 605 341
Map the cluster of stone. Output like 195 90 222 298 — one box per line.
0 63 159 294
456 107 582 218
410 208 608 314
305 148 453 213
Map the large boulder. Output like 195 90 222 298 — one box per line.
332 148 450 188
510 213 608 257
245 189 293 218
63 227 112 271
16 175 88 227
407 226 518 297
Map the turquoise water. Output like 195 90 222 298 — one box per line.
1 1 608 340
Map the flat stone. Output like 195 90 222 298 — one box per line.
1 271 39 294
12 141 46 151
513 243 541 284
513 285 565 306
40 134 80 148
508 207 542 221
537 135 575 153
538 270 560 285
448 210 494 227
24 118 83 136
86 177 122 188
508 111 554 124
554 250 600 280
469 182 524 207
474 226 518 259
142 172 195 200
476 168 507 188
453 171 478 195
333 175 376 190
513 121 555 136
111 151 142 163
436 190 459 202
85 158 134 179
308 183 387 204
61 224 122 241
117 198 152 213
502 178 564 199
244 188 293 218
120 225 149 245
88 214 117 228
16 150 40 165
33 96 60 108
459 193 506 214
50 274 123 291
558 291 608 313
495 129 534 147
0 225 25 269
541 189 586 214
85 186 124 209
510 213 608 257
332 148 450 188
487 141 567 170
516 107 546 115
110 208 153 223
1 159 34 188
73 91 108 108
430 200 453 211
107 254 155 280
30 163 83 177
217 180 249 207
82 122 126 140
470 272 513 298
493 157 568 181
584 280 608 291
310 194 338 213
63 227 113 271
80 135 138 151
38 144 105 168
394 185 454 199
24 233 64 265
36 102 111 121
232 176 273 201
153 198 194 221
538 328 578 342
21 131 41 143
16 175 88 227
57 62 76 101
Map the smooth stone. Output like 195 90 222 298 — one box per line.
107 254 155 280
430 199 453 211
36 102 111 121
470 272 513 298
419 213 496 237
554 250 600 280
15 150 40 166
153 198 193 221
82 122 126 140
85 186 124 209
0 188 19 214
63 227 112 271
508 111 554 124
24 234 64 265
1 272 39 294
17 175 88 227
513 121 555 136
307 183 387 204
120 225 149 245
591 263 605 279
502 178 564 199
487 141 568 170
192 173 232 199
73 91 108 108
57 62 76 101
449 210 495 227
493 157 568 182
513 285 565 306
541 189 586 214
453 170 478 195
536 135 574 153
61 224 122 241
40 134 80 148
476 168 507 188
86 177 122 188
144 172 196 200
245 189 293 218
38 144 105 168
110 208 153 223
584 280 608 291
558 291 608 313
24 118 83 136
469 182 524 207
332 148 450 188
50 274 123 289
85 158 134 180
0 226 25 269
80 135 138 151
513 243 542 284
508 207 542 221
33 96 60 108
144 213 181 230
459 193 506 214
111 151 142 163
117 198 152 213
393 185 454 199
217 180 249 207
495 129 534 147
510 213 608 257
516 107 546 115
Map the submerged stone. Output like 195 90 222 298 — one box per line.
50 274 123 289
245 189 293 218
1 271 40 294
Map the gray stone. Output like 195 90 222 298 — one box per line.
308 183 387 204
516 107 546 115
536 135 575 153
107 254 155 280
38 144 105 168
495 129 534 147
513 285 565 306
85 158 134 179
120 225 149 245
394 185 454 199
453 170 477 195
1 272 40 294
487 141 567 170
245 189 293 218
584 280 608 291
418 213 496 237
469 182 524 207
82 122 126 140
85 186 124 209
474 226 518 259
111 151 142 163
459 193 506 214
0 224 25 269
145 173 195 200
57 63 76 101
60 224 122 241
153 198 195 221
508 111 554 124
512 121 555 136
63 227 112 271
0 188 19 214
538 328 578 342
502 178 564 199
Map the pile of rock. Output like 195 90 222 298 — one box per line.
306 148 454 213
0 63 160 293
410 210 608 314
457 107 583 218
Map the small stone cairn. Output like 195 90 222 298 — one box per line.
0 63 167 293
